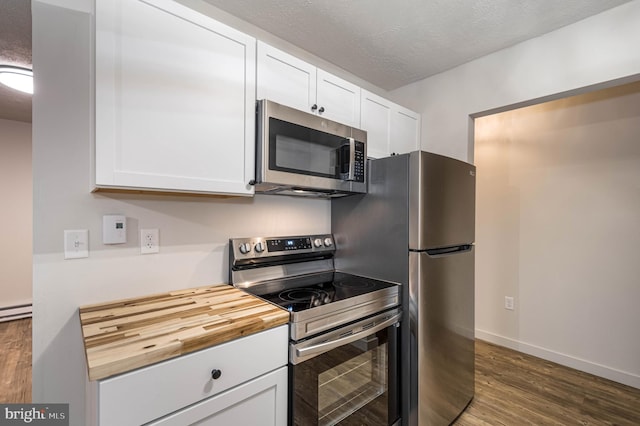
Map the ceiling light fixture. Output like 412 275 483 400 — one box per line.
0 66 34 95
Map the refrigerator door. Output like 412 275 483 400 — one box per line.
409 151 476 250
409 247 474 426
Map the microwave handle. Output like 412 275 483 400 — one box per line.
346 137 356 181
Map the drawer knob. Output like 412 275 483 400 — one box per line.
211 369 222 380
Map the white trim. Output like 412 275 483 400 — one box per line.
475 329 640 390
0 303 32 322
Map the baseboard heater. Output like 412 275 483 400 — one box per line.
0 303 32 322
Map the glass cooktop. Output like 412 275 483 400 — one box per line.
257 272 398 313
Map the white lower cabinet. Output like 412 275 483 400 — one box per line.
93 326 288 426
148 367 287 426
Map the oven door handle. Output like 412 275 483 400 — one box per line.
292 312 401 364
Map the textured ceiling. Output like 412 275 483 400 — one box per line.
0 0 31 123
204 0 633 90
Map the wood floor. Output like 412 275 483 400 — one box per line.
0 318 31 403
454 340 640 425
1 319 639 425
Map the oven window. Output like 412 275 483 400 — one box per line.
318 337 387 424
291 326 399 426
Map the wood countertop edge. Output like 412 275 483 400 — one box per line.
79 284 290 381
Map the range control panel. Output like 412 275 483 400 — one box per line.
267 237 313 252
230 234 335 261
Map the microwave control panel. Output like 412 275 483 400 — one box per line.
340 141 365 182
353 141 365 182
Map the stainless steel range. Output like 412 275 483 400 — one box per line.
229 234 401 426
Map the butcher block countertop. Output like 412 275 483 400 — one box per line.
79 284 289 381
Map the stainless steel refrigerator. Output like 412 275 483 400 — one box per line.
332 151 475 426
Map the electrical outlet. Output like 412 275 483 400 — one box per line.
505 296 515 311
141 229 159 254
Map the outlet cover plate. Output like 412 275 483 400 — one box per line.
505 296 515 310
141 228 159 254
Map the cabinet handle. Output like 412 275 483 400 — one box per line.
311 104 318 111
211 369 222 380
318 106 325 113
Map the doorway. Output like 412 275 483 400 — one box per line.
474 80 640 387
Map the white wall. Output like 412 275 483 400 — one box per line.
390 0 640 163
32 2 333 425
390 0 640 388
0 118 32 314
475 82 640 388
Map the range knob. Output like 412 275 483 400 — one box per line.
254 242 265 253
324 237 333 247
313 238 323 248
239 243 251 254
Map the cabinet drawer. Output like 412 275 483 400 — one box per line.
147 367 287 426
97 325 288 426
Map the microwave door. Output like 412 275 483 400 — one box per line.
255 99 367 195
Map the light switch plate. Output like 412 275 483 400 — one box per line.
64 229 89 259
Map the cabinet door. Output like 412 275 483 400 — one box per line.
257 41 317 115
95 0 255 195
316 69 361 128
390 105 421 155
360 90 392 159
148 367 288 426
257 42 361 127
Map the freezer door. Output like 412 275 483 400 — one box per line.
409 151 476 250
409 248 474 426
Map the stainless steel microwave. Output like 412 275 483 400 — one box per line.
253 99 367 197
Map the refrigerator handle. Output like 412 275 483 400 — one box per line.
425 244 472 256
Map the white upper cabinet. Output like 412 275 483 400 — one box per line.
255 42 316 115
361 89 421 158
361 90 392 159
95 0 256 195
391 103 421 156
315 69 361 127
257 41 361 127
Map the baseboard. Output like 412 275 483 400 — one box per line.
475 329 640 390
0 303 32 322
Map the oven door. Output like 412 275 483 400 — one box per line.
289 308 401 426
